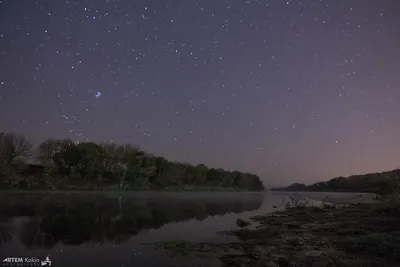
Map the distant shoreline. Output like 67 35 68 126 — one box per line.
270 189 376 194
271 168 400 196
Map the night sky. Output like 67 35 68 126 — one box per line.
1 0 399 186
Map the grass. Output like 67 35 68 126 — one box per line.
143 240 195 258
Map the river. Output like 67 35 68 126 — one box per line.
0 191 375 267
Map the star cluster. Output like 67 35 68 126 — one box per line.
1 0 399 185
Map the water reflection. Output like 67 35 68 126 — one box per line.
0 192 264 250
0 226 12 249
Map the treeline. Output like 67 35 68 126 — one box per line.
273 169 400 195
0 132 264 191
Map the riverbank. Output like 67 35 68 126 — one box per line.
272 169 400 196
0 185 261 192
0 168 264 192
147 193 400 267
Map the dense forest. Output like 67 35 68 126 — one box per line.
272 169 400 195
0 132 264 191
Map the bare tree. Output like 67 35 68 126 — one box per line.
0 132 4 160
101 143 119 173
0 132 33 164
0 132 6 171
37 138 61 165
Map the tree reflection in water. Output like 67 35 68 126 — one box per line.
0 193 264 249
0 226 12 249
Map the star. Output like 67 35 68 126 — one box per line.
0 0 398 186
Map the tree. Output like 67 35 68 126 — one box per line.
0 131 266 191
37 139 61 165
155 163 186 187
100 143 119 175
53 139 81 173
0 132 33 164
75 142 104 181
113 144 145 187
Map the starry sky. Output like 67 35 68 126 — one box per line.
1 0 399 186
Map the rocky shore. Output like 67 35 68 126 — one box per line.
146 194 400 267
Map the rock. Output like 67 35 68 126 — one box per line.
236 219 251 228
273 205 277 208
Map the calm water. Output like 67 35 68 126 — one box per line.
0 191 375 267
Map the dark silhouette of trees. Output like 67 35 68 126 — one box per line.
0 132 265 191
0 132 33 183
37 138 61 165
0 132 33 164
273 169 400 195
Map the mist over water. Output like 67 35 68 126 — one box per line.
0 192 374 267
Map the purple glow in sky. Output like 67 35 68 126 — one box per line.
0 0 399 186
